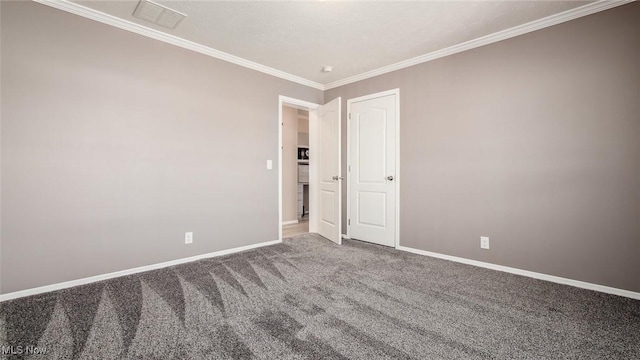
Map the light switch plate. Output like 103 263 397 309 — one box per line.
267 160 273 170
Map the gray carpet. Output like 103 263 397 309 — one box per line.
1 233 639 359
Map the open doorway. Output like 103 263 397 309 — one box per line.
282 105 310 237
278 95 342 244
278 96 320 241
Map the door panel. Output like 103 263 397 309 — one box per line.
318 97 341 244
356 109 387 184
357 191 386 227
349 93 397 247
320 190 336 225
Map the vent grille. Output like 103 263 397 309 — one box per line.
133 0 186 30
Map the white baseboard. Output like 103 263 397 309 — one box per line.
0 239 282 302
282 220 299 226
341 234 350 239
396 246 640 300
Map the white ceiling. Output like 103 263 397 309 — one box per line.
71 0 593 87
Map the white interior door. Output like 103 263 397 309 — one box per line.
348 92 397 247
317 97 342 244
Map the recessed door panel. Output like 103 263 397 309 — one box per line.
357 191 386 228
356 109 386 184
321 109 338 184
321 190 336 226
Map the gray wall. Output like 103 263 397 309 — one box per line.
326 3 640 293
0 1 322 294
2 1 638 295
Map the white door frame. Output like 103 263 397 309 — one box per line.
278 96 320 242
346 89 401 248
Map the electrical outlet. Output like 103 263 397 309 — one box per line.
480 236 490 250
185 232 193 244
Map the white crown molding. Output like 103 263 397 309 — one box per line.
32 0 325 91
0 239 281 302
397 246 640 301
324 0 634 90
32 0 632 92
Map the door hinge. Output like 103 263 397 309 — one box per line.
348 219 350 226
348 165 351 172
348 113 351 120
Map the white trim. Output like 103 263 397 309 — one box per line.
324 0 633 90
394 90 400 249
282 220 299 226
0 239 281 302
346 89 400 248
32 0 324 90
397 246 640 301
308 109 319 234
278 100 283 243
279 96 320 111
336 97 343 245
346 89 400 106
341 234 350 240
346 108 351 240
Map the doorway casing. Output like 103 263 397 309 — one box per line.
278 96 320 241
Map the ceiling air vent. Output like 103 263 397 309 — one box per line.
133 0 186 30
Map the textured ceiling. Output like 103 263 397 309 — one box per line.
73 1 592 85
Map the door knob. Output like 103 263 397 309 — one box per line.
332 176 344 181
386 175 394 181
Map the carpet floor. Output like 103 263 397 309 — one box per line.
1 233 639 359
